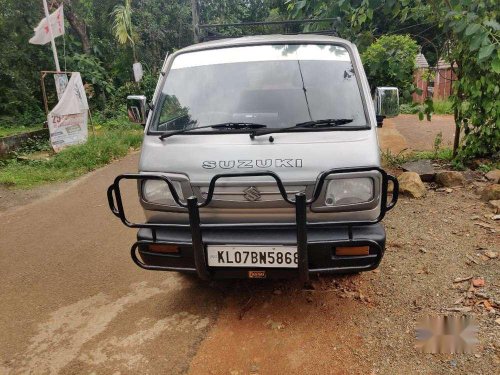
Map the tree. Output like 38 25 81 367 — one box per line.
111 0 137 61
286 0 500 160
362 35 419 100
59 0 92 54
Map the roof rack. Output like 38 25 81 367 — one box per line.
198 18 340 42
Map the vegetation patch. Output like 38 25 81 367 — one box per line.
0 119 142 188
400 100 454 116
0 125 43 138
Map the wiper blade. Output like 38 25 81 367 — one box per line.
159 122 267 140
295 118 354 128
250 118 353 138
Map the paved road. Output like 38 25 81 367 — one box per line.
0 154 221 374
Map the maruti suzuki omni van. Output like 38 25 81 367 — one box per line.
107 34 399 282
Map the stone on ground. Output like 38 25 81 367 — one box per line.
488 200 500 214
397 172 427 198
401 159 435 182
485 169 500 183
435 171 465 187
481 184 500 202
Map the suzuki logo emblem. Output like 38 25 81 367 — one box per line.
243 186 261 202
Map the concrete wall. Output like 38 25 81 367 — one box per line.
0 129 49 157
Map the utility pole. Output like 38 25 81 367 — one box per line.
191 0 200 43
42 0 61 71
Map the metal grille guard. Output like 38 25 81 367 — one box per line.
107 167 398 282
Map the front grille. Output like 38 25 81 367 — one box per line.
197 185 307 202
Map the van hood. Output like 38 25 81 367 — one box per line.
139 130 380 184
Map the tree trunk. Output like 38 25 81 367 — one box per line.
453 106 461 158
191 0 200 43
52 0 91 54
452 61 462 158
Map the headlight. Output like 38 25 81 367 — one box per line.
325 178 373 206
142 179 183 206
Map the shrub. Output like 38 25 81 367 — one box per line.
362 35 419 100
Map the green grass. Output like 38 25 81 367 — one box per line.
432 100 453 115
0 122 142 188
0 125 43 138
399 99 454 116
381 148 454 168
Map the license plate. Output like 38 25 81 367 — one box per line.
207 245 298 268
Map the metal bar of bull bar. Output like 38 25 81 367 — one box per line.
107 168 398 281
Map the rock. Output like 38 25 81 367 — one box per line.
397 172 427 198
481 184 500 201
484 251 498 259
488 200 500 214
485 169 500 183
435 171 465 187
472 277 485 287
401 160 436 182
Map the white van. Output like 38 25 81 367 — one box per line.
108 34 399 281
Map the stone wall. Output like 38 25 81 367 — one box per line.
0 129 49 157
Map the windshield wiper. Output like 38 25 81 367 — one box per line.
250 118 353 138
159 122 267 140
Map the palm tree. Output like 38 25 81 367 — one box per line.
111 0 137 62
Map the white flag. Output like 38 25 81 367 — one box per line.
29 5 65 45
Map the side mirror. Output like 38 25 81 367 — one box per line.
374 87 399 121
127 95 147 125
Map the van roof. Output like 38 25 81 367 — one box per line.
178 34 354 54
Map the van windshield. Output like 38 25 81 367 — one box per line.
152 44 367 133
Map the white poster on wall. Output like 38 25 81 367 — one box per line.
48 72 89 152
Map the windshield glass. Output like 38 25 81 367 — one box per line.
152 44 367 133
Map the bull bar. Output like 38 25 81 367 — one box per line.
107 167 398 282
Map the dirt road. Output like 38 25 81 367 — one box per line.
1 153 499 374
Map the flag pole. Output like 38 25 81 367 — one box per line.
42 0 61 72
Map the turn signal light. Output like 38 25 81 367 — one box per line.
335 246 369 256
147 244 180 254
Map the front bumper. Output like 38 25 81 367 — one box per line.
135 223 386 279
107 167 398 281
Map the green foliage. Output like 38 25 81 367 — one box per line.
401 100 453 116
287 0 499 161
432 100 453 115
362 35 419 99
444 1 500 160
381 148 454 169
433 131 443 157
111 0 137 61
399 103 420 114
0 125 42 138
0 122 143 188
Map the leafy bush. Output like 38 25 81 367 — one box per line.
399 103 421 114
362 35 419 100
400 100 453 115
